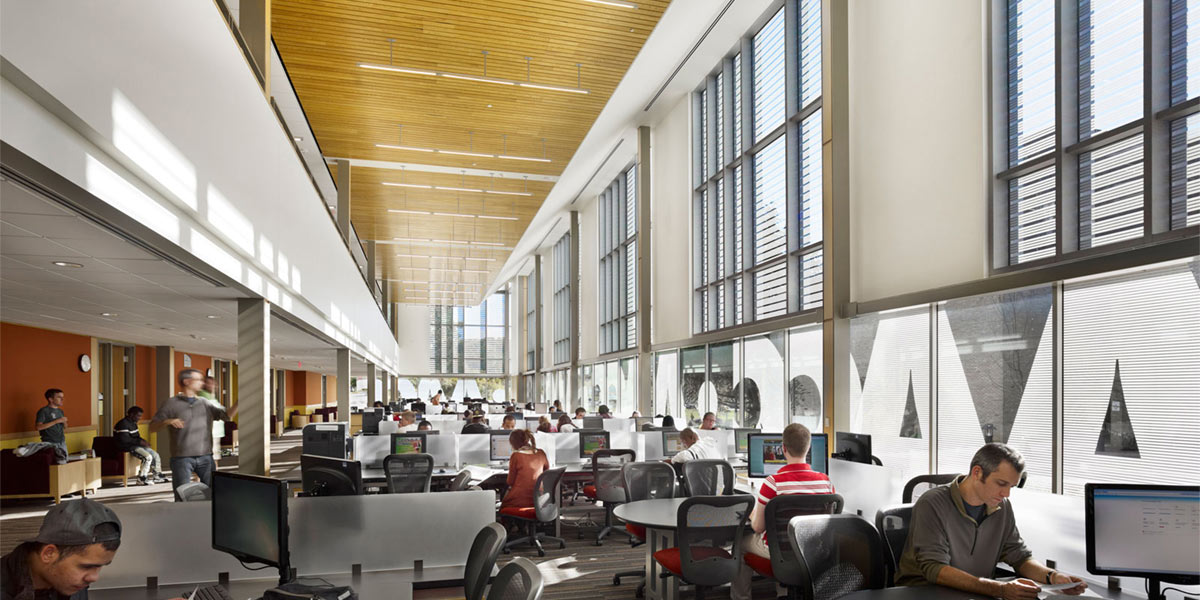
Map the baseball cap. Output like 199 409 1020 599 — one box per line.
33 498 122 546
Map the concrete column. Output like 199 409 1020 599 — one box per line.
239 0 271 97
366 362 377 407
336 348 351 421
336 159 351 244
366 240 377 302
379 370 389 407
532 256 543 405
822 0 850 436
516 275 528 406
568 210 581 405
636 125 653 415
153 346 174 465
237 298 271 475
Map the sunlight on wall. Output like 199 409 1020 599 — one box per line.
112 90 197 210
84 155 180 244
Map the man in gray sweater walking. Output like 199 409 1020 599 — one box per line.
897 443 1087 599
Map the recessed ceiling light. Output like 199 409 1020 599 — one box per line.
52 261 83 268
206 315 220 319
293 136 303 142
487 104 493 108
100 312 117 317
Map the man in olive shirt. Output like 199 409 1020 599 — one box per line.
150 369 232 495
897 443 1087 600
35 388 69 455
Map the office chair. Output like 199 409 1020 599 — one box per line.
582 448 636 545
901 473 957 503
653 494 754 600
874 504 913 585
744 493 844 600
488 556 543 600
464 523 506 600
174 482 211 502
613 461 677 594
449 469 474 491
501 466 567 557
383 453 434 493
787 514 887 600
681 459 735 496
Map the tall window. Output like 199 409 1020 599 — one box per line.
599 165 637 353
429 293 507 374
524 275 537 371
999 0 1199 269
552 233 572 365
693 0 823 333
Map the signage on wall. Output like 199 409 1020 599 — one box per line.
183 354 192 368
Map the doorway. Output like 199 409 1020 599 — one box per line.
98 342 135 436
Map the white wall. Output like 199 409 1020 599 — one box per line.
393 304 431 375
651 95 693 346
848 0 990 305
578 198 599 362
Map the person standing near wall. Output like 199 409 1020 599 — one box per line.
35 388 69 456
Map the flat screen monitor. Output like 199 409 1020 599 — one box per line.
834 432 873 464
490 432 514 462
662 430 685 457
807 433 828 475
362 409 384 435
579 430 610 459
582 416 604 430
525 417 542 431
747 433 786 478
390 433 425 455
1085 483 1200 591
300 453 363 497
211 471 290 584
507 411 524 420
410 402 427 414
733 428 758 454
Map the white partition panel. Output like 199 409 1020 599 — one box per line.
354 434 391 466
459 432 490 465
379 420 399 436
827 459 906 519
554 432 582 464
425 415 461 432
95 490 495 588
533 431 558 465
426 433 459 468
644 431 666 460
603 418 636 433
696 430 732 459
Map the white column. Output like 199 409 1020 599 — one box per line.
336 348 351 421
237 298 271 475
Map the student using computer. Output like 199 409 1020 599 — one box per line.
500 414 517 430
536 416 553 433
731 423 833 600
557 414 576 433
660 415 676 430
670 428 716 464
462 414 489 434
897 443 1086 599
598 405 613 418
500 430 549 514
552 400 563 413
700 411 718 430
417 420 433 431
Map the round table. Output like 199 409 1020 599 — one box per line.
613 497 690 530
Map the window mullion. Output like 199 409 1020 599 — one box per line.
1145 0 1170 235
1056 0 1079 255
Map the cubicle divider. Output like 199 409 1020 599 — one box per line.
94 490 496 589
695 430 732 459
827 459 907 519
459 432 490 465
354 434 391 466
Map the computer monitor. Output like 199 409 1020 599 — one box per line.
662 430 685 458
507 411 524 420
411 402 427 414
302 422 349 459
211 471 291 585
390 433 425 455
490 432 514 462
1086 483 1199 598
582 416 604 430
747 433 786 478
733 428 758 455
300 453 363 497
579 430 610 460
362 409 384 435
833 431 873 464
807 433 828 475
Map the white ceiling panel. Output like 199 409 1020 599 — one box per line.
0 212 110 240
0 235 88 257
0 182 74 215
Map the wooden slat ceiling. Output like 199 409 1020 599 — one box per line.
271 0 670 304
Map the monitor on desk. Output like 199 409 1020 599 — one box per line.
579 430 610 460
1085 483 1199 598
490 432 514 462
211 471 291 585
300 453 363 497
582 416 604 430
807 433 828 475
832 431 873 464
747 433 786 477
362 408 384 435
662 430 685 458
390 433 425 455
733 428 758 455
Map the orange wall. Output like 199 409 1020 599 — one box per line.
0 323 93 435
325 375 337 404
174 351 212 383
306 372 323 406
286 370 302 406
133 345 156 416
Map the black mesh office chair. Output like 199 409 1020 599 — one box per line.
874 504 913 585
681 459 735 496
743 493 844 599
787 514 887 600
383 453 434 493
613 461 677 593
465 523 506 600
583 449 636 545
488 557 543 600
501 467 567 557
653 495 754 600
901 473 958 503
449 469 474 491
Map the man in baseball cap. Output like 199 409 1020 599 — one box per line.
1 498 121 599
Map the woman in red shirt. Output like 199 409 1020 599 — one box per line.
500 429 550 512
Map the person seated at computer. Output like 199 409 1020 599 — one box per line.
396 410 418 432
552 400 563 413
598 405 613 418
536 416 553 433
700 412 718 430
500 430 550 514
500 414 517 430
670 428 717 464
660 415 676 430
731 423 833 600
631 410 641 419
557 414 576 433
897 443 1086 599
417 420 433 432
373 401 384 409
462 414 490 434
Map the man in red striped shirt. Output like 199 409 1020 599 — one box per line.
732 423 834 600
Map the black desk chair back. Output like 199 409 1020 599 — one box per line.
756 493 844 596
656 495 754 599
449 469 474 491
901 473 957 503
488 556 543 600
465 523 506 600
874 503 913 586
383 453 433 493
613 461 678 591
788 514 887 600
501 466 567 557
681 459 735 496
589 448 636 545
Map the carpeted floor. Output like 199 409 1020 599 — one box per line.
0 431 775 599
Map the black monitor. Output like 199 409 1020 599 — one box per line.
362 409 384 435
300 453 363 497
582 416 604 430
579 430 610 460
807 433 828 475
506 411 525 420
1086 483 1199 599
733 428 759 455
832 432 873 464
549 411 566 421
662 430 685 458
747 433 785 478
390 433 426 455
490 432 514 462
411 402 427 414
211 471 291 585
302 423 349 459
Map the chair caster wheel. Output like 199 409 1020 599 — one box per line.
559 541 566 549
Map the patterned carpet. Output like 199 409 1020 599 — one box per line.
0 431 775 599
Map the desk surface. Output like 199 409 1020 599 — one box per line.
613 498 690 530
90 569 420 600
839 581 1133 600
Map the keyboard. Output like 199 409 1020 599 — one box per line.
189 585 234 600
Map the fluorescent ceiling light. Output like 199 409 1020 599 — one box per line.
393 254 498 262
381 182 532 196
582 0 638 7
357 63 438 76
517 82 589 94
377 143 550 163
52 261 84 268
442 73 515 85
393 237 434 242
439 186 484 193
376 144 434 153
388 209 432 215
438 149 493 159
382 182 433 190
476 214 520 221
358 63 588 95
497 154 552 163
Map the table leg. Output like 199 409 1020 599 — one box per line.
643 527 678 600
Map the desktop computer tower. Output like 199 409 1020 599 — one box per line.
302 422 351 459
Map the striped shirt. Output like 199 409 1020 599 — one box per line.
756 462 835 543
